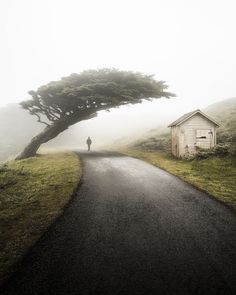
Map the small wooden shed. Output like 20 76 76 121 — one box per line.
168 109 219 158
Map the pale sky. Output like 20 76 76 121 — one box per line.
0 0 236 140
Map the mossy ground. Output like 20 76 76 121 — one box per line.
0 152 81 283
121 149 236 210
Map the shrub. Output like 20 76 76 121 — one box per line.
229 144 236 156
213 144 231 156
0 164 10 173
194 144 230 159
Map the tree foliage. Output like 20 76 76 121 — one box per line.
17 68 174 159
21 68 174 126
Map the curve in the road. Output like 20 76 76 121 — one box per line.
1 151 236 295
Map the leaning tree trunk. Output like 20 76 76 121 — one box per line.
16 121 69 160
16 112 97 160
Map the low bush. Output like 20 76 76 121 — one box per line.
194 144 231 159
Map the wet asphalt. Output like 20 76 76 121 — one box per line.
1 151 236 295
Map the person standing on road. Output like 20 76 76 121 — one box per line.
86 136 92 151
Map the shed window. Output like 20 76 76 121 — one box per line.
196 129 209 139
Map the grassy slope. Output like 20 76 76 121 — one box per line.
122 149 236 210
0 152 81 283
205 97 236 143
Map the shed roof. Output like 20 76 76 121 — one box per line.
168 109 220 127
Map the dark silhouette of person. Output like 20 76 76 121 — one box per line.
86 136 92 151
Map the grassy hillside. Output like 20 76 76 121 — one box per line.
0 152 81 284
205 97 236 143
125 127 170 152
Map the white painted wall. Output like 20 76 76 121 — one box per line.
171 113 217 157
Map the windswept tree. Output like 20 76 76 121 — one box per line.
16 69 174 159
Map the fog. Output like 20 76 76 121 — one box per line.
0 0 236 151
48 98 182 149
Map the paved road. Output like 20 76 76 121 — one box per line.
1 151 236 295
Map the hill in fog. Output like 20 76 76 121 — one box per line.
0 104 84 162
0 104 43 161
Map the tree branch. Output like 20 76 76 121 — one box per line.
30 112 50 126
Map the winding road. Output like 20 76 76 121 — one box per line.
1 151 236 295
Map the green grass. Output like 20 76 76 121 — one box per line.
0 152 81 284
121 149 236 210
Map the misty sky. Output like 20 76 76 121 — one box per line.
0 0 235 144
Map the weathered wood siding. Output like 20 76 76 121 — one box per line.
171 126 178 156
171 113 217 158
